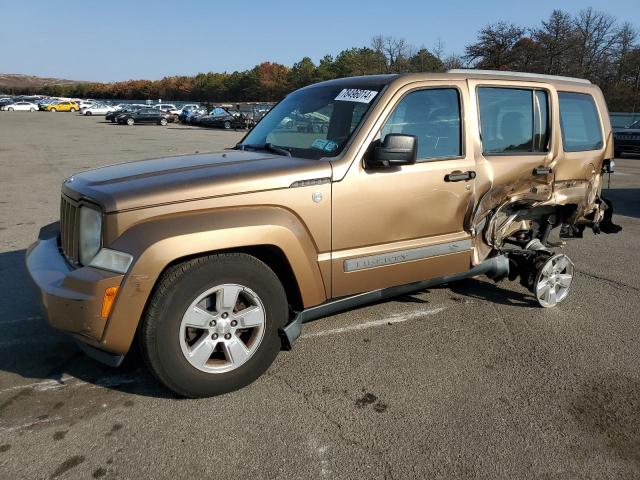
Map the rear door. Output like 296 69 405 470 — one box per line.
467 80 556 245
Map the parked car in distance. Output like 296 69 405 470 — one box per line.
116 107 171 125
614 120 640 157
106 105 146 122
152 103 177 112
81 104 117 116
173 104 200 115
77 100 96 110
26 71 621 398
1 101 38 111
44 101 80 112
38 98 58 110
179 106 207 124
199 107 247 129
0 98 14 106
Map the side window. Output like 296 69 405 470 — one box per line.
381 88 462 160
558 92 603 152
478 87 549 154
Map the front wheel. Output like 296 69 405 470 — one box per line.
70 108 76 112
86 111 92 116
126 117 135 126
50 108 57 112
30 108 35 112
223 120 231 129
139 253 288 397
7 107 14 111
159 118 168 126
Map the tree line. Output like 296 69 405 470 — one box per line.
7 8 640 111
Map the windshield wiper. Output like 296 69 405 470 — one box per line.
235 143 291 157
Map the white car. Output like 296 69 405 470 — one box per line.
1 101 38 112
81 104 116 116
152 103 177 113
173 104 200 115
77 100 96 110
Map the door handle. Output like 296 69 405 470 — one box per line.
444 170 476 182
533 166 553 175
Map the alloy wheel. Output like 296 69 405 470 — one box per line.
534 254 574 307
179 284 266 373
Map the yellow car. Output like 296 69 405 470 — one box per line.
45 101 80 112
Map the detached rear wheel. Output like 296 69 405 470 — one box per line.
534 253 574 307
140 253 288 397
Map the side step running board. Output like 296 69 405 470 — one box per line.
279 255 509 349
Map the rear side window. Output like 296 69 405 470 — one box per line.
478 87 549 154
558 92 603 152
381 88 462 160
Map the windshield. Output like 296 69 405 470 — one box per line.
238 84 382 159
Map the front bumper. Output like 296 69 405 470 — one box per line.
25 222 124 348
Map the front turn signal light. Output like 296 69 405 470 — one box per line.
101 286 120 319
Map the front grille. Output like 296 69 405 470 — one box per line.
60 195 80 265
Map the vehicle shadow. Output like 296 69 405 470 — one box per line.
445 278 539 308
0 249 176 399
602 188 640 220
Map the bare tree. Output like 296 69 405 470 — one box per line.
464 22 526 69
533 10 574 74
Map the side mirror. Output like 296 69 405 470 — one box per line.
366 133 417 169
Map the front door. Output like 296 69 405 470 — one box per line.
331 81 477 297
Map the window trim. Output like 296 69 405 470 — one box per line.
557 91 604 153
475 84 552 157
377 85 466 163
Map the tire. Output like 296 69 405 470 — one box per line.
50 108 57 112
30 108 35 112
159 118 168 126
7 107 13 111
139 253 288 398
86 111 92 116
126 117 135 126
224 120 231 129
70 108 76 112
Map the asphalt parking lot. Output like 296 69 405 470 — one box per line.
1 111 639 479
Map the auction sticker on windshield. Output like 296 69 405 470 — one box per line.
335 89 378 103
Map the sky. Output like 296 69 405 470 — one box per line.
1 0 639 82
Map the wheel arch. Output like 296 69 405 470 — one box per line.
100 206 326 354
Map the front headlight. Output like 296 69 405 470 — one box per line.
79 206 102 265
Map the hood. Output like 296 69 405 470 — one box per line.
62 150 332 213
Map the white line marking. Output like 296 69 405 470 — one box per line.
301 306 446 339
0 416 63 433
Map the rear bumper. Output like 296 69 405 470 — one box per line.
26 222 124 350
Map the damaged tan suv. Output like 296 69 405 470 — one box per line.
27 70 621 397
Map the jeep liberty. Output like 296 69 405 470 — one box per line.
26 70 621 397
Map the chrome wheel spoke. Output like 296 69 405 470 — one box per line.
216 285 242 312
556 274 572 288
188 336 216 368
183 306 216 329
223 338 250 365
236 306 264 329
536 278 550 295
547 286 557 306
554 256 570 273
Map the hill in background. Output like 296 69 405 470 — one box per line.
0 73 85 91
